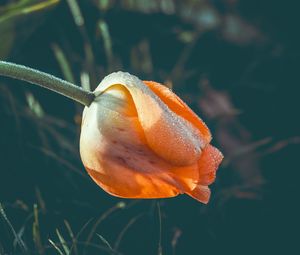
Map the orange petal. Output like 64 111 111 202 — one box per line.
144 81 212 145
96 72 205 166
198 144 223 176
86 167 180 199
185 145 223 203
186 185 211 204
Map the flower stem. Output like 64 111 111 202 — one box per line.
0 60 95 106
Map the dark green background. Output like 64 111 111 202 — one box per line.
0 0 299 254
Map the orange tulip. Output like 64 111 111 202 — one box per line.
80 72 223 203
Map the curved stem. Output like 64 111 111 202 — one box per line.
0 61 95 106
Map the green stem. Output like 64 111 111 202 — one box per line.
0 61 95 106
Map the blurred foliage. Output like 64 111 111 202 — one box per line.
0 0 60 58
1 0 300 255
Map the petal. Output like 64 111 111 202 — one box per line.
86 167 180 199
186 185 211 204
184 145 223 203
144 81 211 145
198 144 223 176
96 72 204 166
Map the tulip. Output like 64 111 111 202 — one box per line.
80 72 223 203
0 61 223 203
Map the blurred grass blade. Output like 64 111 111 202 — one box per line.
0 0 60 58
56 229 70 255
80 71 91 92
171 228 181 255
69 218 93 254
157 202 162 255
25 92 44 118
96 234 113 251
0 202 28 254
65 0 84 27
35 187 46 214
64 220 78 255
86 202 126 245
13 227 25 248
0 0 60 22
114 213 143 251
51 43 76 84
93 0 112 11
32 146 88 179
32 204 44 255
49 239 64 255
65 0 96 87
97 20 114 71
